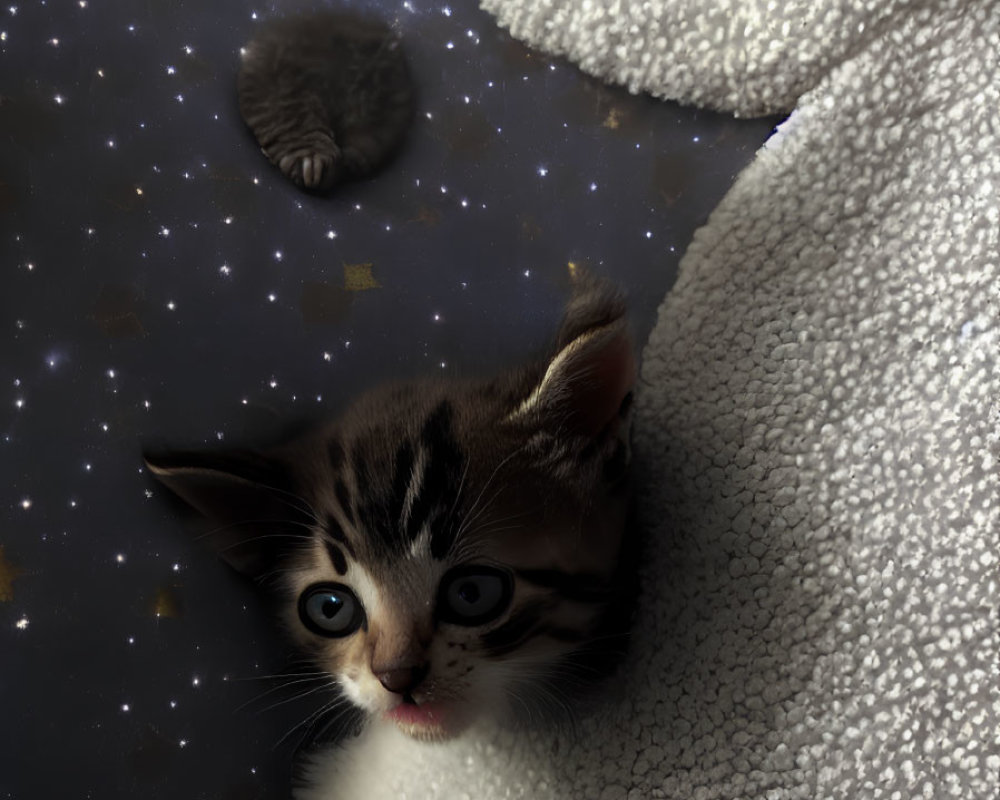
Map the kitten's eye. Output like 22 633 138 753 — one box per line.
437 566 512 626
298 583 364 637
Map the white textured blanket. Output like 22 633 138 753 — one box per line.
306 1 1000 797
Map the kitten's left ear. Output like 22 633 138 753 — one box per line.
512 283 635 437
143 449 306 580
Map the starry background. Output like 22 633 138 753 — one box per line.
0 1 777 797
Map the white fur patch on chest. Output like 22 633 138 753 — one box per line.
295 722 436 800
294 720 542 800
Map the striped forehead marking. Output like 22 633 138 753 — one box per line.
322 538 348 575
335 400 466 560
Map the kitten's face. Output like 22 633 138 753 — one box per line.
276 391 631 740
146 280 635 740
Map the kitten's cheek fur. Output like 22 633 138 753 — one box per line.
338 675 371 712
342 671 398 716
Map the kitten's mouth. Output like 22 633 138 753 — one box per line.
384 697 465 740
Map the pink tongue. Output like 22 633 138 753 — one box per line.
386 701 444 727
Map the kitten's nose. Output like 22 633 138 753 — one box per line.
376 663 428 695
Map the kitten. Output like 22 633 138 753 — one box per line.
144 278 637 791
237 11 415 192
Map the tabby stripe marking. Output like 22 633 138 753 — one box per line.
322 539 348 576
514 568 612 603
352 438 400 548
481 600 547 658
389 440 416 534
334 478 356 527
401 445 428 531
482 617 589 658
406 401 464 558
323 514 357 559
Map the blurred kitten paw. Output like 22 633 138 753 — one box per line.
272 141 341 192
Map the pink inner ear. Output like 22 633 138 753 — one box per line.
564 330 635 436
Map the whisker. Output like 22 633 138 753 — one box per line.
193 517 318 544
456 489 538 546
460 522 525 541
454 447 523 540
260 565 313 581
274 695 352 750
231 670 329 682
501 683 535 727
449 508 540 565
236 674 330 711
454 485 503 540
455 477 507 536
254 680 338 716
213 530 316 554
468 508 534 529
443 459 470 530
243 480 326 528
299 706 359 752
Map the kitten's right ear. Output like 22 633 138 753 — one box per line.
143 449 306 580
510 275 635 437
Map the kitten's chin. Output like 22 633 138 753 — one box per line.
382 700 470 741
